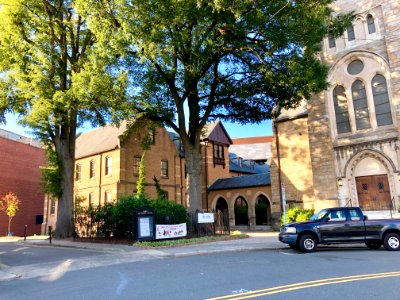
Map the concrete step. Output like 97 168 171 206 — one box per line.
231 225 274 232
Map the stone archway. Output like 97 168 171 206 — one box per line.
255 194 271 225
234 196 248 226
345 150 396 210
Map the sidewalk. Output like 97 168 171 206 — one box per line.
0 232 282 281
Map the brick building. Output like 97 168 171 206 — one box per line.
45 121 275 232
0 129 46 236
271 0 400 217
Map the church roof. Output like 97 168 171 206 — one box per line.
208 173 270 190
202 121 232 145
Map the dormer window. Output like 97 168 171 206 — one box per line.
213 144 225 166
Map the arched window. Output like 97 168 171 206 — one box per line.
372 75 392 126
328 31 336 48
333 85 351 134
352 80 371 130
347 25 355 41
367 15 376 34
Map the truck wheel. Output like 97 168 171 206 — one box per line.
383 233 400 251
298 235 317 253
365 241 382 250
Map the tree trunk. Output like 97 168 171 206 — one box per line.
54 120 77 238
8 217 12 234
185 144 203 212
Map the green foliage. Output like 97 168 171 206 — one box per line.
40 148 62 199
255 202 268 225
74 194 188 239
282 207 314 225
153 176 168 200
136 152 147 198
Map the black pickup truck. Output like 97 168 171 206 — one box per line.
279 207 400 253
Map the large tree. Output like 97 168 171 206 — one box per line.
77 0 351 212
0 0 126 237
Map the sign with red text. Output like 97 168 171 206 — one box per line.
156 223 187 239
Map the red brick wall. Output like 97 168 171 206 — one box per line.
0 137 45 236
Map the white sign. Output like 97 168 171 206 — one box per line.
139 217 151 237
198 213 214 223
156 223 187 239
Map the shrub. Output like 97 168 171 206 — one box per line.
151 198 188 224
282 207 314 225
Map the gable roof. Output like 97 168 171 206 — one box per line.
208 173 270 190
75 122 127 159
203 121 232 145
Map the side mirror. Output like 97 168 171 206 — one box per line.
364 215 368 221
325 217 330 222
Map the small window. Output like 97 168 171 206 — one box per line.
328 210 346 221
328 31 336 48
333 85 351 134
133 156 141 175
347 60 364 75
148 129 155 144
372 74 392 126
213 144 225 165
104 191 111 203
90 160 96 178
352 80 371 130
89 193 95 207
367 14 376 34
75 164 81 181
161 160 169 178
349 209 363 221
347 25 355 41
105 156 112 176
50 198 56 215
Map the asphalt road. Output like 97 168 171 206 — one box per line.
1 243 400 299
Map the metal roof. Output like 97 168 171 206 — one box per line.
208 173 270 190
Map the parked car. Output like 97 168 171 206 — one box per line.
279 207 400 253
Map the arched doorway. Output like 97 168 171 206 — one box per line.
215 197 229 231
346 151 395 211
234 196 248 225
255 195 271 225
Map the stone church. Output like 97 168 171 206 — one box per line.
270 0 400 218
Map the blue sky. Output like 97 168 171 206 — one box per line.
0 113 273 138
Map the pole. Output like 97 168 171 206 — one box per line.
24 225 27 241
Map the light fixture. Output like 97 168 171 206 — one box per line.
337 178 343 187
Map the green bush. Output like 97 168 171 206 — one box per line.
84 194 188 239
282 207 314 225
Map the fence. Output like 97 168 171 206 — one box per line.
73 209 230 243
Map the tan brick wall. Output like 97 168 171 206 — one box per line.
270 117 316 211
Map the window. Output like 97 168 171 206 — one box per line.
50 198 56 215
148 129 155 144
349 209 363 221
352 80 371 130
347 25 355 41
104 191 111 203
161 160 169 178
90 160 96 178
347 60 364 75
105 156 112 176
367 14 376 34
213 144 225 165
89 193 95 207
328 31 336 48
328 210 346 221
333 86 351 134
372 74 392 126
133 156 141 175
75 164 81 181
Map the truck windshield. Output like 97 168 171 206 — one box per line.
309 209 328 221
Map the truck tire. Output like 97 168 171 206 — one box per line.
365 241 382 250
383 233 400 251
298 235 317 253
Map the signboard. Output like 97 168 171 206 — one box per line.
134 207 156 241
198 213 214 224
156 223 187 240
